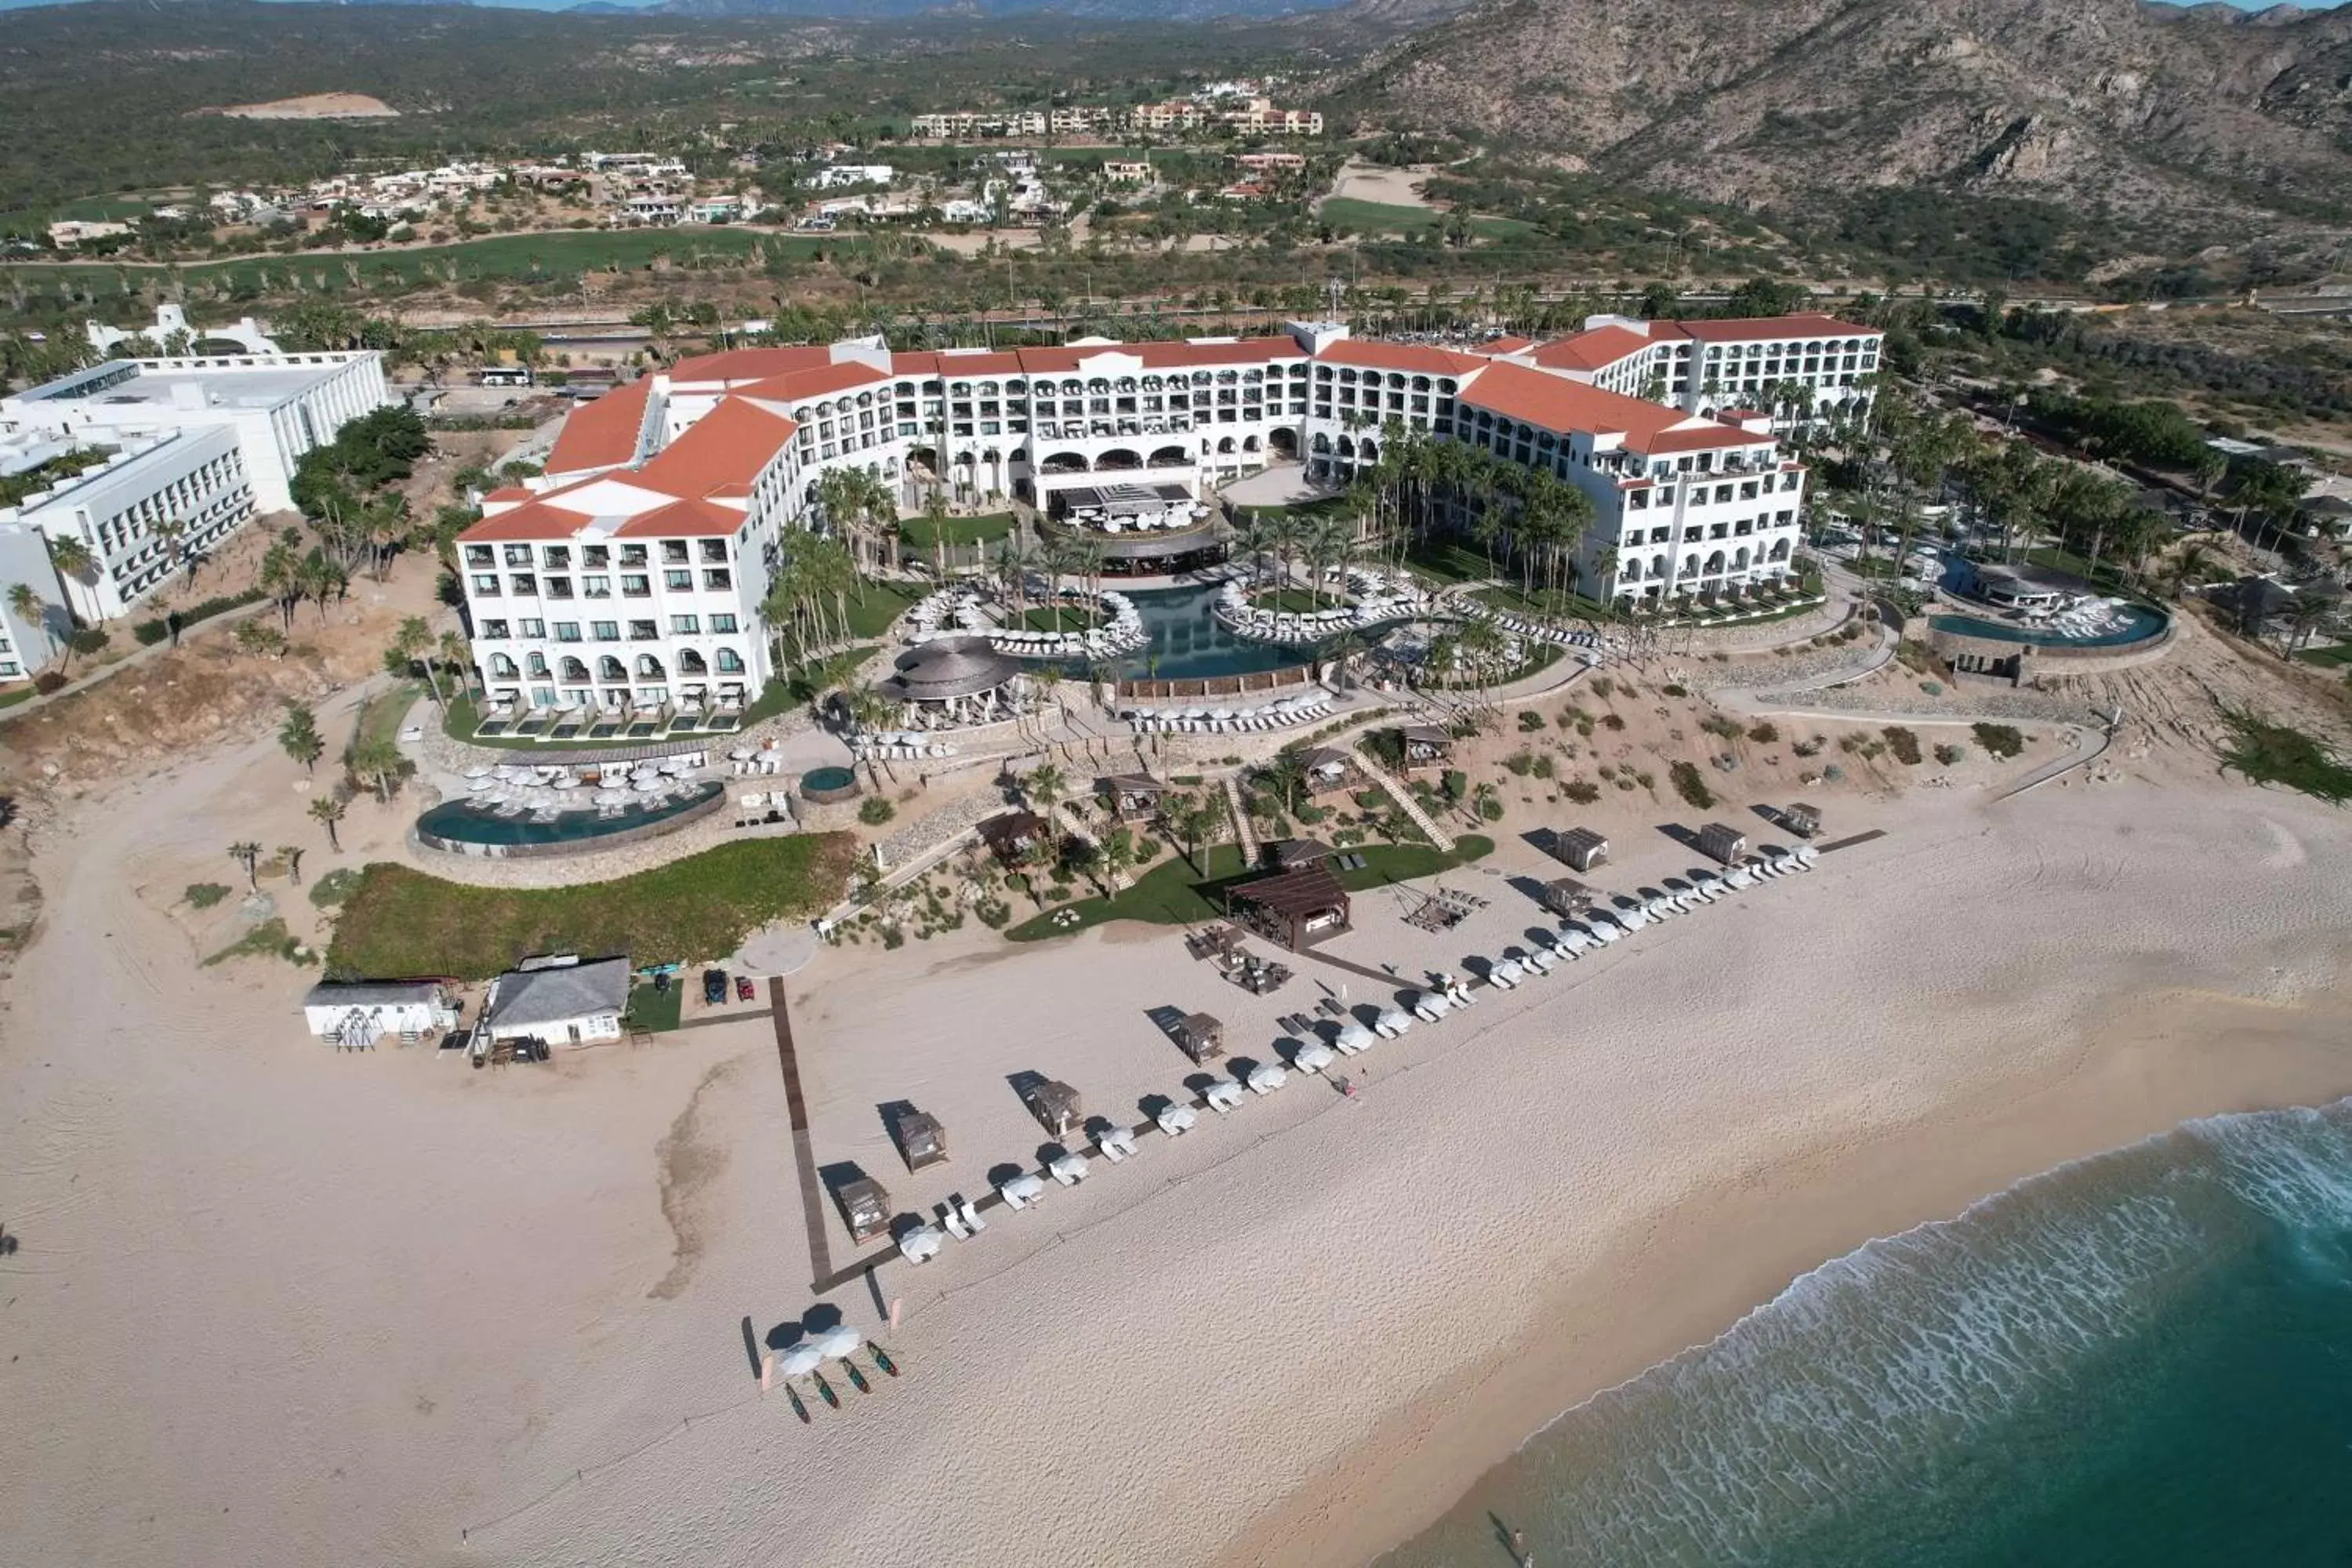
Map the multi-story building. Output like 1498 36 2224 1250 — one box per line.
1491 314 1880 426
458 314 1876 714
1217 100 1323 136
0 350 392 513
0 430 255 625
911 110 1048 140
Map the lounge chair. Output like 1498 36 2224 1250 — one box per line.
1483 960 1518 991
939 1203 971 1240
954 1192 986 1234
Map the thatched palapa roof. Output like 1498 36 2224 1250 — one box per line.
880 636 1018 702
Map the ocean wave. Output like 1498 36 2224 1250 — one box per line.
1385 1097 2352 1566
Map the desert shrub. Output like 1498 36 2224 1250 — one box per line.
1823 764 1848 783
1532 755 1555 779
185 882 232 909
1700 714 1743 739
1882 727 1923 766
1919 681 1944 696
1503 751 1536 777
1518 710 1545 731
69 627 109 656
33 671 65 694
858 796 896 826
1441 768 1468 803
974 896 1011 927
1792 735 1824 757
1669 760 1715 809
1661 683 1689 697
1563 779 1601 804
307 868 363 908
1748 722 1779 744
1934 743 1968 766
1589 676 1614 699
1599 713 1626 731
1973 723 2027 760
1478 796 1505 822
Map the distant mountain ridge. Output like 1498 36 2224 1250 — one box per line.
1333 0 2352 232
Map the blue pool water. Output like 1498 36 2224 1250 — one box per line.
1106 582 1325 680
1931 602 2169 648
416 780 722 848
1382 1098 2352 1568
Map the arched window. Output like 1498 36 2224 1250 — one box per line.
525 652 550 678
677 648 709 676
488 653 518 679
715 648 745 673
559 657 590 684
633 653 666 679
597 655 626 681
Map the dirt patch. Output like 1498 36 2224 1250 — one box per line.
1318 159 1438 212
649 1057 739 1301
214 93 398 121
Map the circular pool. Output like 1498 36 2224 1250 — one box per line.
800 766 862 804
1098 581 1327 680
1929 600 2170 649
416 780 724 855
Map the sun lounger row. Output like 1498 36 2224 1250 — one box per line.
1473 608 1613 652
1126 696 1332 734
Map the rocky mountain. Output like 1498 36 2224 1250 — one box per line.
1338 0 2352 230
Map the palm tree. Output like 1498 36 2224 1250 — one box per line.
45 535 96 628
228 840 262 892
1023 761 1066 815
437 630 474 700
6 582 46 665
350 736 402 802
309 794 346 852
389 615 443 709
278 703 324 772
277 844 304 887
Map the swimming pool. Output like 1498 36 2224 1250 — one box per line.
1097 582 1327 680
416 780 724 851
1930 601 2169 649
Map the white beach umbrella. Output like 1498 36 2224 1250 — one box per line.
1156 1102 1199 1136
897 1225 945 1264
779 1343 826 1377
1375 1007 1413 1036
1000 1171 1047 1205
1246 1062 1288 1094
816 1324 864 1359
1334 1021 1377 1054
463 764 494 779
1049 1152 1090 1184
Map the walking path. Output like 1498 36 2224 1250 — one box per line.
1222 775 1260 863
767 977 834 1293
1349 743 1451 846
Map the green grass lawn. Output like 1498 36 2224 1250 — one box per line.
1005 833 1493 942
2217 709 2352 805
1247 588 1341 614
898 510 1017 552
1234 494 1354 524
778 644 877 703
626 979 684 1034
326 834 858 980
8 227 835 302
1018 606 1102 633
841 580 924 638
2293 642 2352 669
1403 538 1497 585
0 685 35 713
1473 584 1613 620
351 682 423 753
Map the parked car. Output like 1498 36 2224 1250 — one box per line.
735 975 757 1002
702 968 728 1005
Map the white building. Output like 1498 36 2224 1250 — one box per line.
47 220 132 248
811 165 894 191
1490 313 1880 427
0 522 65 681
457 313 1876 713
0 427 253 624
0 351 392 514
481 957 631 1047
303 981 460 1047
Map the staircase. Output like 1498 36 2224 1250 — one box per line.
1221 774 1261 866
1351 744 1453 848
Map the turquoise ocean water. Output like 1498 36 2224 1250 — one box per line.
1381 1098 2352 1568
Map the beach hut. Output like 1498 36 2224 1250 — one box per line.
480 956 630 1048
1540 877 1598 920
1171 1012 1225 1063
1097 772 1170 821
1392 724 1455 774
1301 746 1358 797
1022 1079 1083 1139
979 811 1054 869
302 981 459 1047
1260 838 1335 873
1783 802 1824 840
1697 822 1748 867
833 1176 892 1244
891 1109 948 1172
1551 826 1610 873
874 635 1023 726
1225 864 1352 952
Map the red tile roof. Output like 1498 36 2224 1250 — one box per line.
1136 336 1304 368
893 349 1026 377
1477 336 1535 356
1460 362 1769 456
1658 313 1877 343
482 485 534 503
459 495 601 543
666 344 836 384
543 379 652 477
614 496 746 539
732 359 895 405
1315 339 1486 376
1528 325 1654 373
633 397 797 496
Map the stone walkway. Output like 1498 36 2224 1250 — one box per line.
1350 742 1451 846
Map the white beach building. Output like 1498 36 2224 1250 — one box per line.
303 981 460 1047
480 957 633 1047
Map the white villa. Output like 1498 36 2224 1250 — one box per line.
456 314 1878 719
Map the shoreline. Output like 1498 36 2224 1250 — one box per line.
1219 981 2352 1568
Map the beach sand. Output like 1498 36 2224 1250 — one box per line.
3 695 2350 1567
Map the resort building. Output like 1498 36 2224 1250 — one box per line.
1490 314 1880 428
0 350 393 513
0 426 255 623
458 313 1872 716
479 956 631 1048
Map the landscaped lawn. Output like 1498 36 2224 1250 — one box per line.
0 685 35 713
1017 606 1102 633
1248 587 1343 614
898 510 1018 552
1234 494 1354 524
1004 833 1494 942
1473 584 1613 620
779 644 877 703
325 834 858 980
1403 538 1496 585
841 580 924 638
2293 642 2352 669
626 979 684 1034
437 645 869 750
351 682 423 753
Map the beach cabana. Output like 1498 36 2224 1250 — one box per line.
1783 802 1824 839
1260 837 1335 873
1097 773 1170 820
979 811 1055 869
1392 724 1455 774
1551 826 1610 872
1022 1079 1082 1139
833 1176 892 1244
891 1109 948 1171
1171 1012 1225 1063
1224 864 1352 952
1697 822 1748 867
1541 877 1598 920
1301 746 1358 796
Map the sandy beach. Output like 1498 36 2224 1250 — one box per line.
4 688 2351 1566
